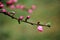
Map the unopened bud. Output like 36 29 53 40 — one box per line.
37 26 43 32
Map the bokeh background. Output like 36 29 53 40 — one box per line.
0 0 60 40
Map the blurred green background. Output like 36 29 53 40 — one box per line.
0 0 60 40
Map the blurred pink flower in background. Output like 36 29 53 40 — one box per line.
0 4 4 8
6 1 13 5
20 5 25 10
10 5 15 9
31 5 36 10
6 0 18 5
16 4 20 9
37 26 43 32
13 0 18 3
2 9 7 13
28 9 33 14
9 0 18 3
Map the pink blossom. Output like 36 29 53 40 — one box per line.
10 5 15 9
20 5 25 10
31 5 36 10
2 9 6 13
6 1 13 5
16 4 21 9
28 9 33 14
8 0 18 3
37 26 43 32
19 16 24 20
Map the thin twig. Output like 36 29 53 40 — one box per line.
0 10 50 27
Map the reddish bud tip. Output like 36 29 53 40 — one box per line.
27 16 30 19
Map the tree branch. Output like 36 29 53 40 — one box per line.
0 9 50 27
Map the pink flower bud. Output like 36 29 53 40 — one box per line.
28 9 33 14
19 16 24 20
0 4 4 8
27 16 30 19
10 5 15 9
20 5 25 10
31 5 36 10
2 9 6 13
37 26 43 32
16 4 20 9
